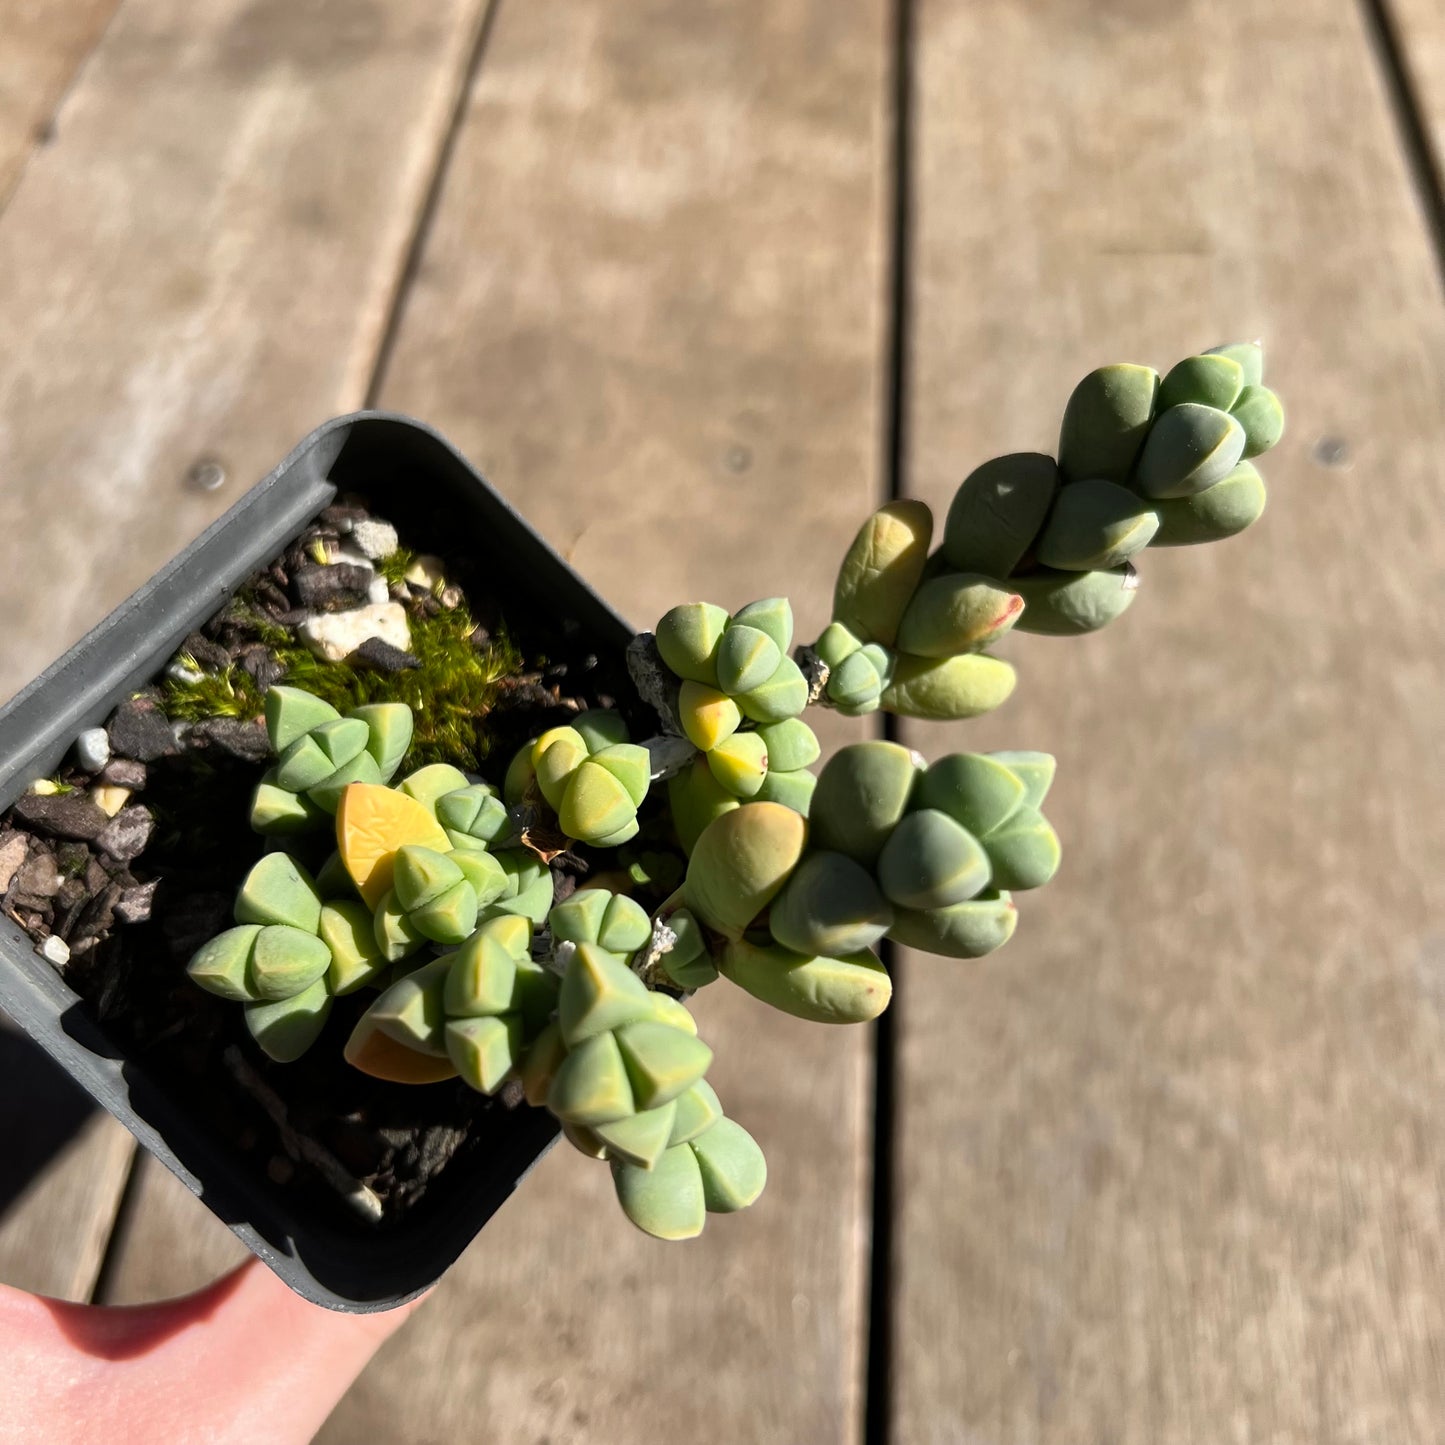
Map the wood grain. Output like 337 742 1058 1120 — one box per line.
0 0 498 1306
0 0 118 210
893 1 1445 1441
314 2 889 1440
0 1018 133 1300
0 0 495 707
1388 0 1445 182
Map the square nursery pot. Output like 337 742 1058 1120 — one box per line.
0 413 636 1311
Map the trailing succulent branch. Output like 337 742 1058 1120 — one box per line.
184 343 1284 1240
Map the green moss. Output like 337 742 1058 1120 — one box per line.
161 603 523 771
376 547 418 590
283 608 522 769
162 664 267 725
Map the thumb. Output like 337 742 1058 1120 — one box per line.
0 1258 425 1445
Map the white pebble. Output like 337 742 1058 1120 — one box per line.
404 554 446 590
298 602 412 663
334 543 377 573
39 935 70 966
367 576 390 605
167 661 204 686
74 727 111 772
350 519 400 561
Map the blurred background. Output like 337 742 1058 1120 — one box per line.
3 0 1444 1440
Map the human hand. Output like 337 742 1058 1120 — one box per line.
0 1258 423 1445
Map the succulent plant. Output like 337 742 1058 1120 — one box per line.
682 803 807 940
250 687 413 831
611 1109 767 1241
667 755 741 854
481 848 556 927
1058 363 1160 485
511 714 650 847
346 913 556 1090
814 622 892 716
942 453 1059 577
397 762 472 815
653 904 718 991
187 852 338 1061
895 574 1024 656
718 937 893 1025
832 500 932 647
1011 566 1139 636
170 341 1285 1244
810 742 919 867
1033 480 1159 571
1150 461 1267 546
369 842 512 960
767 851 893 957
520 940 761 1238
655 599 808 722
548 886 653 962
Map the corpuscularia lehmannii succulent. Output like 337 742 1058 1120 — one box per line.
179 342 1283 1238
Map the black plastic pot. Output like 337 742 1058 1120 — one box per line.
0 414 634 1311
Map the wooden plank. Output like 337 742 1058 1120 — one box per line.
312 3 889 1440
893 2 1445 1441
0 0 496 1305
0 1017 133 1300
0 0 119 210
1389 0 1445 177
94 1153 250 1304
0 0 495 707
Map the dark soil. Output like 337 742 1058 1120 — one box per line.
1 497 669 1234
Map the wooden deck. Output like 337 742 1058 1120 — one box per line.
3 1 1445 1439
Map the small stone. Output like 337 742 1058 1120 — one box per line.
298 602 411 663
55 878 87 911
38 935 70 967
0 833 27 892
293 563 375 611
254 577 292 615
350 519 399 560
85 858 110 894
266 1156 296 1185
416 1123 467 1180
16 850 61 898
108 698 179 762
73 728 111 773
99 758 147 790
319 503 368 530
334 544 376 573
439 584 464 610
96 805 155 862
91 785 131 818
27 780 62 796
353 637 420 673
180 632 232 672
184 716 271 764
72 872 119 942
165 661 205 687
11 792 108 842
404 555 446 591
367 576 390 605
238 647 286 693
114 879 159 925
